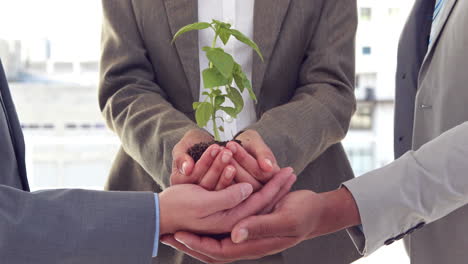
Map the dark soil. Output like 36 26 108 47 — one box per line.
188 139 242 162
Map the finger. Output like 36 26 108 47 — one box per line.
190 144 221 183
204 183 253 212
199 149 233 190
161 235 228 264
226 167 293 221
230 159 263 191
174 231 299 260
259 174 297 215
241 138 279 173
172 141 196 177
215 165 236 191
231 212 292 243
232 193 300 242
227 141 274 183
171 154 195 185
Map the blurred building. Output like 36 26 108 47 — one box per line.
0 0 415 189
0 1 116 190
344 0 414 176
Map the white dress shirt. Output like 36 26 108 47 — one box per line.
198 0 256 141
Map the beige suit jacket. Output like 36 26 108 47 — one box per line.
99 0 360 263
345 0 468 263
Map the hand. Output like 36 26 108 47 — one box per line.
231 130 280 183
161 188 361 263
172 128 214 178
171 129 263 191
159 167 297 235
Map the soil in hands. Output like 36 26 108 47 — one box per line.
188 140 242 162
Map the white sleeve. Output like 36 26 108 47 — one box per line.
343 122 468 256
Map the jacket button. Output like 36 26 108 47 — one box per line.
384 238 396 246
405 227 416 235
415 222 426 230
420 104 432 109
402 73 407 79
395 233 406 240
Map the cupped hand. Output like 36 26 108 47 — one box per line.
171 129 214 182
231 130 280 183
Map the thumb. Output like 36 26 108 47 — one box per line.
173 153 194 177
205 183 254 212
244 140 278 173
231 212 288 243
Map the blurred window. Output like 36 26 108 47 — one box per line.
362 46 372 55
360 7 372 21
350 103 375 130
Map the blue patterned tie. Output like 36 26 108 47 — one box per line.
429 0 446 44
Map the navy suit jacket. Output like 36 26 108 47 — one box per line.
0 59 155 264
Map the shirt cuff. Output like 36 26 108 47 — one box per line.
152 194 160 257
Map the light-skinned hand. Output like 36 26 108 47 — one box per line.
171 130 263 191
231 130 280 183
171 129 214 181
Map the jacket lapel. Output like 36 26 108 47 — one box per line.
163 0 200 100
0 60 29 191
252 0 291 99
419 0 458 81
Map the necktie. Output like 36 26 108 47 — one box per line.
429 0 446 44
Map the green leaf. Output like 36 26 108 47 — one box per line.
195 102 213 128
204 47 234 78
212 19 232 30
232 63 257 103
219 126 225 132
242 74 257 103
215 96 225 107
228 29 264 61
219 28 231 45
202 68 230 88
193 102 201 110
213 89 222 96
172 22 211 43
220 107 238 118
226 86 244 114
233 63 245 93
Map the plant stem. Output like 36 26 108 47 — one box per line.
212 111 220 141
209 33 221 141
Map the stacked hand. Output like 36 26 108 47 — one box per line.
160 128 297 237
158 129 363 263
161 188 361 263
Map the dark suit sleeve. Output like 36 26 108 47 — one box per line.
0 185 155 263
99 0 200 188
248 0 357 175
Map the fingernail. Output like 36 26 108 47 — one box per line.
175 237 188 247
240 184 253 201
180 162 188 175
222 151 232 163
211 146 220 158
234 228 249 243
229 143 237 154
226 166 235 179
265 159 273 168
